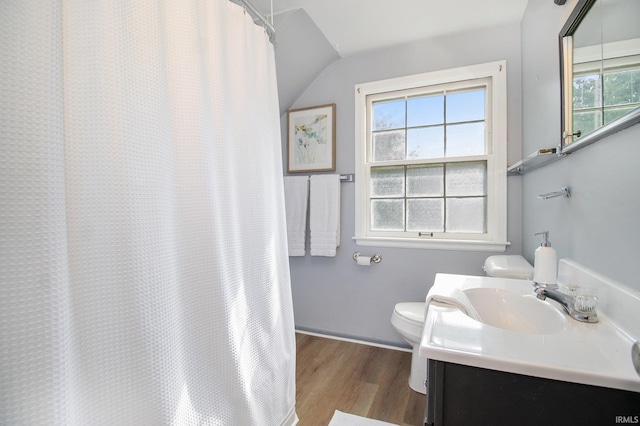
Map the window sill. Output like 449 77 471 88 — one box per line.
353 236 510 252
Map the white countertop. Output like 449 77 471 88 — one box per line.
419 273 640 393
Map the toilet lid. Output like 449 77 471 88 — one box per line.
394 302 425 325
484 255 533 279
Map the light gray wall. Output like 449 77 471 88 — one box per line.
521 0 640 291
273 9 339 116
281 24 523 347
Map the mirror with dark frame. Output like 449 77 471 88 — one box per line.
559 0 640 154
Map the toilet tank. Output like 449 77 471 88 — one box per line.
484 255 533 280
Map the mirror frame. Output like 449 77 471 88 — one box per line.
559 0 640 154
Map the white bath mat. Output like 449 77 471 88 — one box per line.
328 410 397 426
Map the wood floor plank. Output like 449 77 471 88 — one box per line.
335 380 378 417
367 349 412 423
296 335 364 425
295 333 425 426
403 389 427 426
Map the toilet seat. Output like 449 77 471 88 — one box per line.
393 302 425 326
391 302 425 343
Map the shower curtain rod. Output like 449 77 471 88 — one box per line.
235 0 276 44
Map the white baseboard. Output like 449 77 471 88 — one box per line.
295 329 412 353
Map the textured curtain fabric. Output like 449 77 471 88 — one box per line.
1 1 297 424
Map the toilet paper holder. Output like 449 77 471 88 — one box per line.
352 252 382 264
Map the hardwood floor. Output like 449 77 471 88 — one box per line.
295 333 425 426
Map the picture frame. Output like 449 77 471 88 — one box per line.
287 103 336 173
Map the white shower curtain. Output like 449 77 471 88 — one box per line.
0 1 297 425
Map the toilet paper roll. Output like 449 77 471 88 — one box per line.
356 256 371 266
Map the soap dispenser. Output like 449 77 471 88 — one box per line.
533 231 557 285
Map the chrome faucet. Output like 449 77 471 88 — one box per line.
533 283 598 323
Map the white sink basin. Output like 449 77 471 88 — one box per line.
463 287 567 334
420 269 640 393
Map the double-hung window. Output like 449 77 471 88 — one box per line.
354 61 508 251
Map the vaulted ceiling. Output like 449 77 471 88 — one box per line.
247 0 530 114
253 0 529 57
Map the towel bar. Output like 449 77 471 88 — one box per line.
287 173 354 182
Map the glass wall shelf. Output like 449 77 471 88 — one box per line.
507 148 564 175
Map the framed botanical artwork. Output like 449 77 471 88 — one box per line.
287 103 336 173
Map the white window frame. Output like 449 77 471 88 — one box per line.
354 61 509 251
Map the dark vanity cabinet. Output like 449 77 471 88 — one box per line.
425 359 640 426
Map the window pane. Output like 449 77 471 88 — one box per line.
573 74 602 109
604 105 636 124
407 126 444 159
373 99 406 130
573 110 601 136
446 197 486 233
371 166 404 197
407 199 444 232
603 68 640 107
446 162 486 197
446 89 485 123
371 199 404 231
407 165 443 197
373 130 405 161
446 122 485 157
407 95 444 127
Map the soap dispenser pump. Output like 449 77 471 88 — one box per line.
533 231 557 285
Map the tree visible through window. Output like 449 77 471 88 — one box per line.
573 67 640 137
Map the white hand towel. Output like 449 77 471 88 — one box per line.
310 174 340 257
283 176 309 256
426 286 481 321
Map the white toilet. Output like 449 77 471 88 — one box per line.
390 255 533 393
